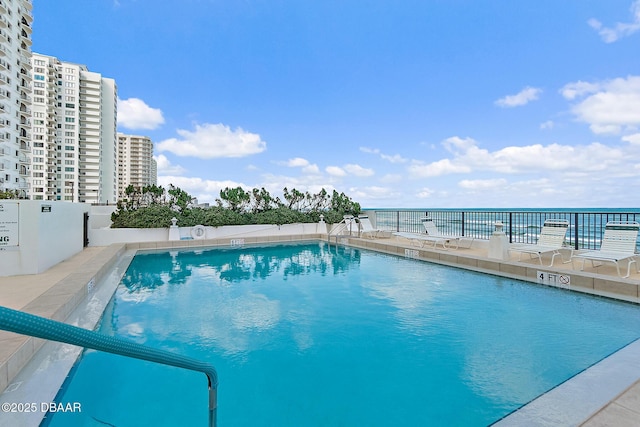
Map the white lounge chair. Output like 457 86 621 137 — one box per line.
393 231 451 249
356 215 382 239
422 217 473 249
393 218 472 250
571 221 640 278
509 219 571 266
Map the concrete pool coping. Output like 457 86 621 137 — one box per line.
1 233 640 426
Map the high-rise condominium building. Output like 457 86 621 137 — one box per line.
30 53 117 203
117 133 157 200
0 0 33 196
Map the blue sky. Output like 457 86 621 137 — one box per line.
33 0 640 208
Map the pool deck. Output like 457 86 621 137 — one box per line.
1 234 640 426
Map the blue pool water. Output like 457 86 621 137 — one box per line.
45 242 640 426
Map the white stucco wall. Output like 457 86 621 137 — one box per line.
0 201 90 276
88 222 328 247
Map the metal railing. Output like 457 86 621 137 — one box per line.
0 306 218 427
371 209 640 251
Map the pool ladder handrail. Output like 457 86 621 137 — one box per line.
328 215 357 246
0 306 219 427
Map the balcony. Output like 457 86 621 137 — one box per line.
19 0 33 12
0 73 8 85
0 58 9 71
20 20 32 35
0 15 7 28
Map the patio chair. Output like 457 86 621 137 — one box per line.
421 217 473 249
356 215 383 239
509 219 571 266
571 221 640 278
393 231 451 249
393 218 472 250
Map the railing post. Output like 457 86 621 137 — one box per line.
574 212 579 250
461 211 465 237
508 212 513 243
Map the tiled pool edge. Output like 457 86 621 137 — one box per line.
0 243 129 395
344 237 640 304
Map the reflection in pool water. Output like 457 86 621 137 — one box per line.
45 242 640 427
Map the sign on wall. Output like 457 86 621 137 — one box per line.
0 203 19 248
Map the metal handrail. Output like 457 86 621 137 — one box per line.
0 306 218 427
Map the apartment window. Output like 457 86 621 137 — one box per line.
65 167 74 172
64 124 75 129
65 110 75 116
65 74 76 81
65 153 74 158
64 89 74 95
64 160 74 165
64 174 74 179
34 59 46 66
34 112 45 118
65 145 75 150
34 75 45 81
34 97 44 103
34 67 45 73
65 67 75 74
65 118 75 123
64 82 75 88
64 132 74 137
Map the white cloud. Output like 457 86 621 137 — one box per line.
348 186 399 201
622 133 640 144
156 123 267 158
408 158 471 177
588 1 640 43
283 157 310 167
325 166 346 177
560 81 601 100
117 98 165 130
416 187 434 198
279 157 320 174
379 174 403 184
495 87 542 108
540 120 554 130
459 178 508 190
408 137 627 178
344 164 374 177
154 154 186 175
360 147 408 163
562 76 640 135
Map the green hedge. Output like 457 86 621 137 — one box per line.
110 186 360 228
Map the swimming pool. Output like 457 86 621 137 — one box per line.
44 242 640 426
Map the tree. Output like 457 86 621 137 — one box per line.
167 184 193 212
217 187 251 212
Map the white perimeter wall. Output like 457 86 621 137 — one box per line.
0 201 89 276
88 222 328 247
